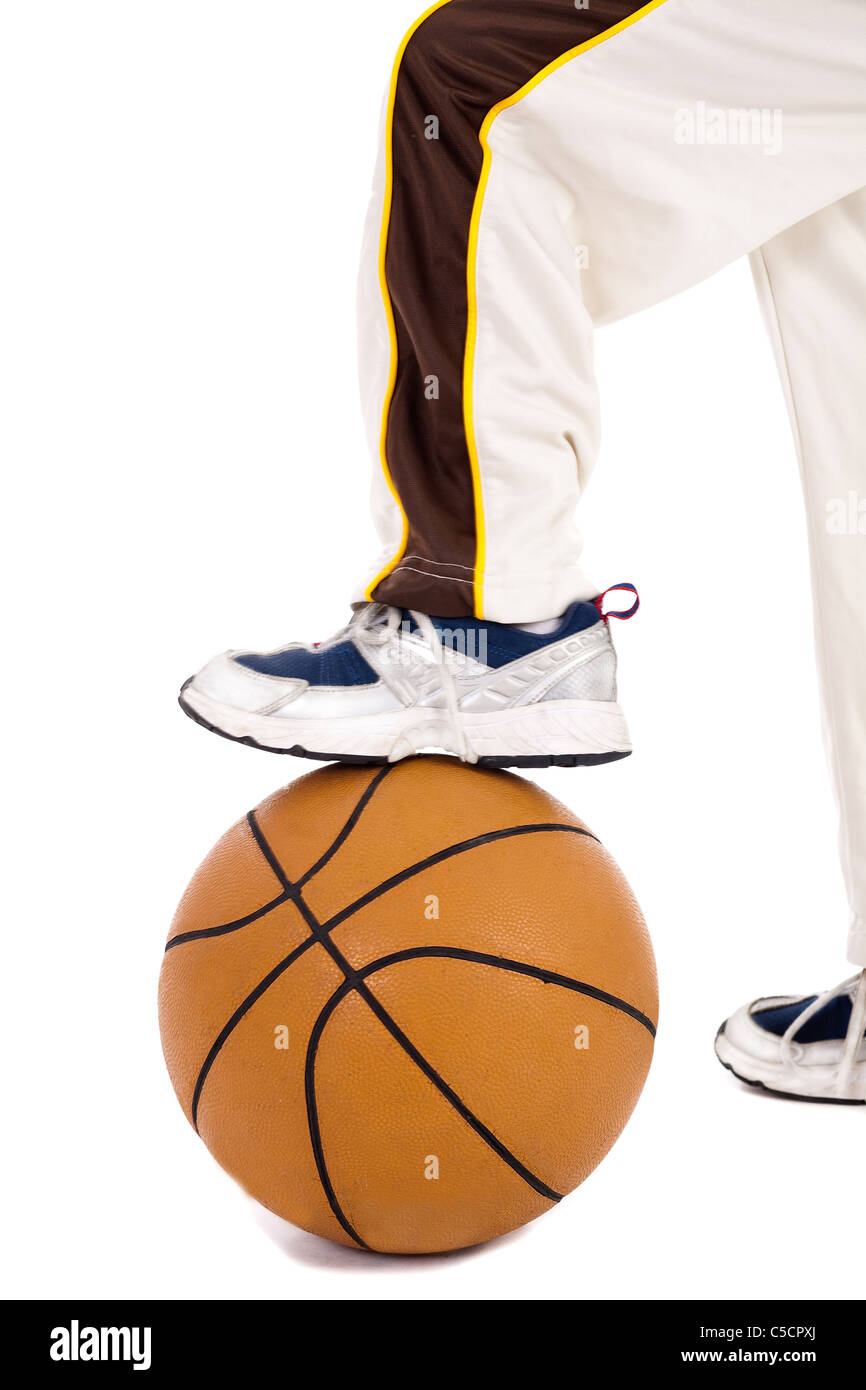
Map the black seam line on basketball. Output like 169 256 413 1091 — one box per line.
355 977 564 1204
303 974 561 1256
320 824 599 935
354 946 657 1039
190 937 314 1133
167 769 394 953
284 880 564 1208
294 765 394 890
165 890 291 952
209 825 386 1241
247 809 291 890
187 777 393 1133
304 981 373 1251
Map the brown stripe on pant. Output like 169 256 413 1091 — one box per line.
371 0 653 617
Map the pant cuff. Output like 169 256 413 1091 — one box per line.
356 562 599 623
847 918 866 969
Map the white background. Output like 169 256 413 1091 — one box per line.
1 1 859 1302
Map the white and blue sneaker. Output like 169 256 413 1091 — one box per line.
715 970 866 1104
178 588 638 768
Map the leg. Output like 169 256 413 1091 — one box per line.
714 190 866 1102
359 0 866 619
183 0 866 774
751 189 866 969
359 0 662 619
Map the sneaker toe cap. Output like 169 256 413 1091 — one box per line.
719 998 797 1063
188 652 305 713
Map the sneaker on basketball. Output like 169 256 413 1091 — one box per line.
714 969 866 1103
178 588 637 768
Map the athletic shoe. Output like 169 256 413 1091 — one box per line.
715 970 866 1103
178 588 638 768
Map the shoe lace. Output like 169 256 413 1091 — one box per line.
780 968 866 1097
347 603 478 764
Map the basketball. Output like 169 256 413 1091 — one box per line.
159 757 657 1254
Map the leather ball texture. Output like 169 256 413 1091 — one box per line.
158 756 658 1255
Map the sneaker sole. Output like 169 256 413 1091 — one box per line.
714 1021 865 1105
178 680 632 770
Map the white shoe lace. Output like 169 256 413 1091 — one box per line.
779 968 866 1097
342 603 478 764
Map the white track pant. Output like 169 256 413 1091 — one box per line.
356 0 866 962
753 194 866 968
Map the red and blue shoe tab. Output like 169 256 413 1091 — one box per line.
594 583 639 622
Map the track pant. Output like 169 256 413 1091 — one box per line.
355 0 866 964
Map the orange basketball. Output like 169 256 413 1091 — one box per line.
159 757 657 1254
